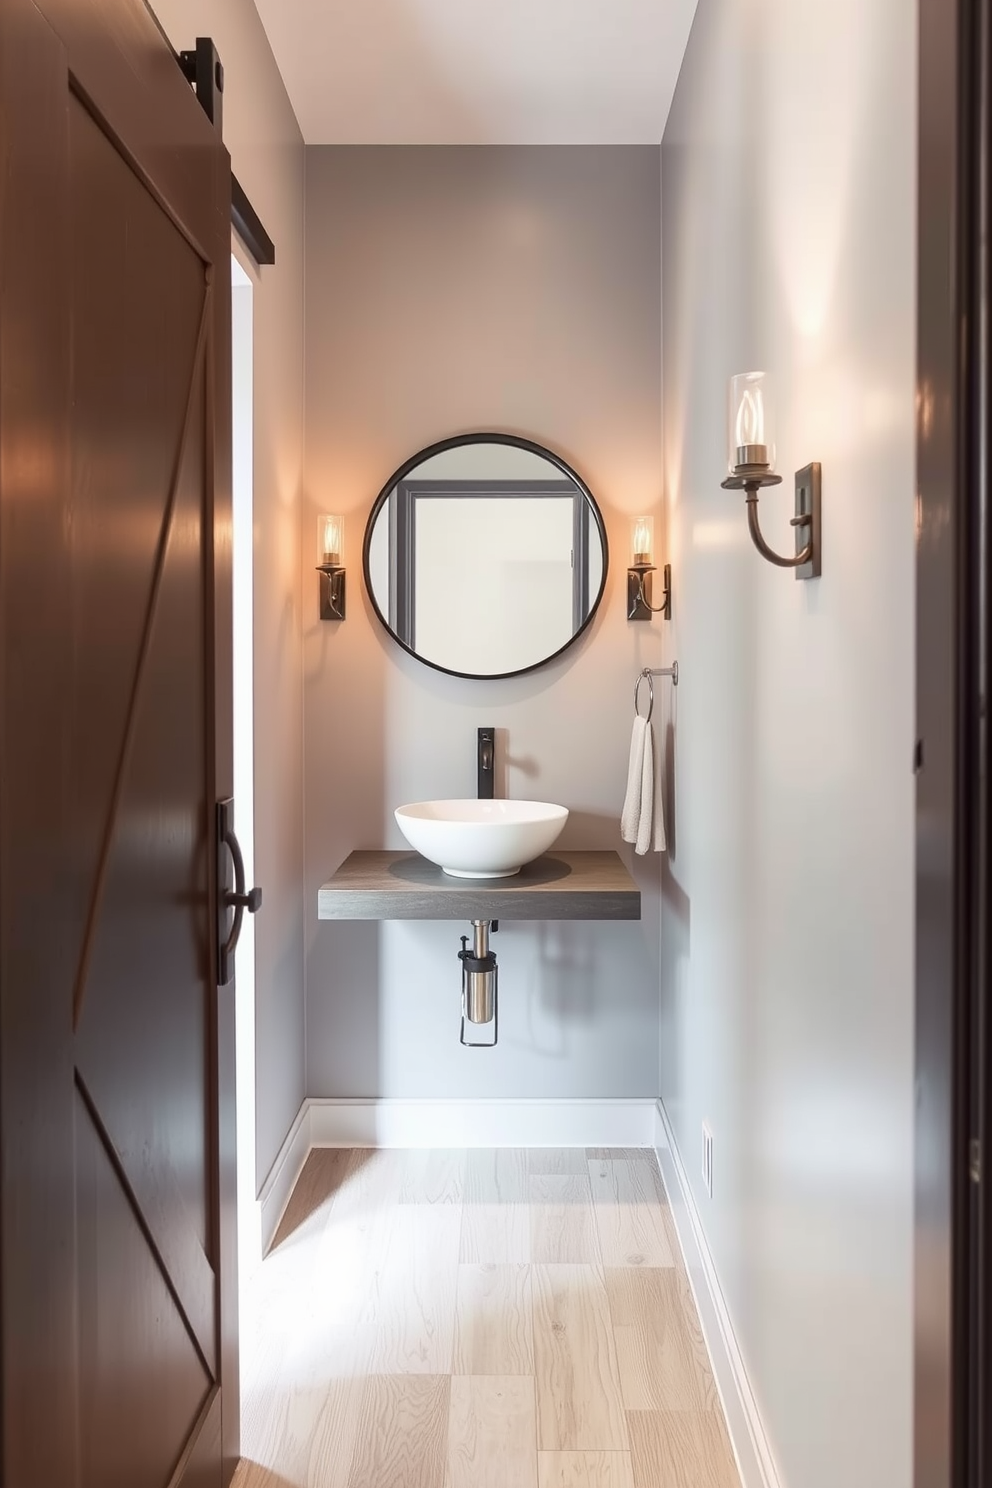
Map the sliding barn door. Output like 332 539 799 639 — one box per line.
0 0 237 1483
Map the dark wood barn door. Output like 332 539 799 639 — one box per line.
0 0 238 1484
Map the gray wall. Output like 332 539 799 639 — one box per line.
660 3 916 1487
304 146 666 1099
149 0 307 1190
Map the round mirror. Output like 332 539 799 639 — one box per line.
362 434 609 679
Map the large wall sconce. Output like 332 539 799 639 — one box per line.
317 513 346 619
627 515 672 621
720 372 821 579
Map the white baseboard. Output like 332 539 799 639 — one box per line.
654 1100 783 1488
258 1100 312 1255
257 1096 657 1252
308 1097 658 1149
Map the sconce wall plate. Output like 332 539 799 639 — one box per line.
318 565 346 620
793 463 821 580
627 562 672 621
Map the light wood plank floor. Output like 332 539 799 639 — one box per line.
233 1148 740 1488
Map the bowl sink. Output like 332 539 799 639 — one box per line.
394 799 569 879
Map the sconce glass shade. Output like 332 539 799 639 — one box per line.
728 372 775 474
318 513 344 567
631 515 655 567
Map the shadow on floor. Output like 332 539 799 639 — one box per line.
269 1147 377 1249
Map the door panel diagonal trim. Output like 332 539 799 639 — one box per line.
75 1068 217 1379
71 285 212 1034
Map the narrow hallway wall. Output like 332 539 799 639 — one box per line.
660 3 916 1486
149 0 307 1189
303 146 664 1102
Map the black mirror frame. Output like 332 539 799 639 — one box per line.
361 431 610 681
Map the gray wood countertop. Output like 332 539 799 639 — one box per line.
317 850 640 921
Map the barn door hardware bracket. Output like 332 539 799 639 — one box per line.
179 37 223 134
177 38 276 265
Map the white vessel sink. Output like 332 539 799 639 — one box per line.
394 799 569 879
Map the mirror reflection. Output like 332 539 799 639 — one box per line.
363 436 608 679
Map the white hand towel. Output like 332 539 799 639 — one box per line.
636 722 655 855
621 715 647 843
621 714 667 855
650 719 667 853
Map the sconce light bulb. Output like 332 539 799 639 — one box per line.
318 513 343 567
631 515 654 567
735 388 762 448
729 372 775 473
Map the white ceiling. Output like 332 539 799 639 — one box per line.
253 0 699 145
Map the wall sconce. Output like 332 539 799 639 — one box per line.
627 515 672 620
720 372 821 579
316 513 346 619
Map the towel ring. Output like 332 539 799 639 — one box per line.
634 670 655 723
634 662 679 723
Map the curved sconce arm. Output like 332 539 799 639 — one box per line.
745 494 813 569
721 463 821 580
627 563 672 620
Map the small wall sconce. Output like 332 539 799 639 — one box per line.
720 371 821 579
316 513 346 619
627 515 672 621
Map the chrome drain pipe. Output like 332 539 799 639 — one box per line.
458 919 498 1047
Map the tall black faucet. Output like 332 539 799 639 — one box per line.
478 727 495 799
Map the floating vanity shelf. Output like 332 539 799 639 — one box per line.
317 851 640 922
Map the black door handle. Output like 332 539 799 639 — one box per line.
217 797 262 985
